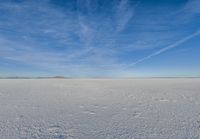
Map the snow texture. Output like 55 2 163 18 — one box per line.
0 79 200 139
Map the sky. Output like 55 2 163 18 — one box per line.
0 0 200 77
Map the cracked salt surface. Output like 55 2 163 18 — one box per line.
0 78 200 139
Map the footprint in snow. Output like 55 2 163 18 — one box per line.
47 125 61 133
197 121 200 128
154 98 169 102
83 110 96 115
16 115 24 120
79 105 85 109
132 111 141 118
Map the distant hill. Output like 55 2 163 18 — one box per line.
0 76 71 79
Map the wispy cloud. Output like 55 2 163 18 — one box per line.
116 0 139 32
125 29 200 68
0 0 199 76
183 0 200 15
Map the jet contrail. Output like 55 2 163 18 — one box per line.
125 30 200 69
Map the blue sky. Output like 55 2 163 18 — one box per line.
0 0 200 77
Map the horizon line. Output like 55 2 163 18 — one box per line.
0 76 200 79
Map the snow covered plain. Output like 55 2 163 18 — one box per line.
0 78 200 139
